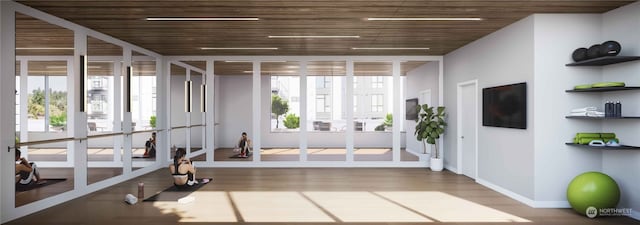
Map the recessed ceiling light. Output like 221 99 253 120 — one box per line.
224 60 287 63
146 17 259 21
352 47 430 50
243 70 296 73
367 17 482 21
268 35 360 38
16 47 74 50
200 47 278 50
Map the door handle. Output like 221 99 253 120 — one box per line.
461 136 464 139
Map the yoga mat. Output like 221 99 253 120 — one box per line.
143 178 212 202
132 156 154 159
15 178 67 192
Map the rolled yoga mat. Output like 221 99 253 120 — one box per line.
575 133 601 139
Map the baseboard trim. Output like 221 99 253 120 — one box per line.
476 178 570 208
444 165 459 174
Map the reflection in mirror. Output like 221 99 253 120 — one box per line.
87 136 123 184
307 61 346 161
132 132 156 170
132 51 157 132
263 61 300 161
212 61 253 162
87 36 122 133
170 63 187 159
15 141 74 207
178 61 208 162
353 62 393 162
15 13 75 205
401 61 430 162
131 51 157 171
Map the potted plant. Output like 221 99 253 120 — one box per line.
414 104 447 171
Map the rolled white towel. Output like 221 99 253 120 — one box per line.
569 111 604 117
571 107 597 113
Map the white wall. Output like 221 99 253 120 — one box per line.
601 1 640 214
532 14 604 203
405 61 440 154
444 16 536 199
215 75 253 148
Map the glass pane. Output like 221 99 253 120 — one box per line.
401 61 430 162
213 61 253 162
264 61 300 161
307 61 346 161
353 62 393 162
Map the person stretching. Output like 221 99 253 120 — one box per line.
169 148 198 187
15 149 45 185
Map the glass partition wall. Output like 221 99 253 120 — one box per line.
180 61 207 162
306 61 347 161
353 62 394 162
263 61 300 161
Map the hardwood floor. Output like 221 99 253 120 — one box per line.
7 168 638 225
211 148 420 161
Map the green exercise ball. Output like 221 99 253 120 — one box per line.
567 172 620 217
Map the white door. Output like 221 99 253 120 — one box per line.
419 90 431 107
460 83 477 179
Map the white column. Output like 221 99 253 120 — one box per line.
65 59 75 166
19 60 28 153
73 30 88 188
165 61 172 163
122 47 132 173
438 59 444 161
156 57 168 163
392 60 401 162
205 59 215 162
299 61 308 161
185 70 191 156
252 61 261 161
345 60 354 162
112 61 122 162
0 2 16 220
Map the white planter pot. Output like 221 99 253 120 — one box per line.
430 158 444 171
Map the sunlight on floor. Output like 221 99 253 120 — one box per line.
354 148 390 155
376 192 531 222
261 148 300 155
151 191 531 223
153 191 237 222
230 191 335 222
304 191 431 222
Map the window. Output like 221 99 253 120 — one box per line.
372 76 384 88
270 75 300 131
371 94 383 112
316 76 331 88
316 94 329 113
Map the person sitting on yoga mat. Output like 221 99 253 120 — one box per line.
143 132 156 158
236 132 252 158
169 148 198 187
15 149 45 185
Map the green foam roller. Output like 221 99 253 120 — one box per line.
600 133 616 138
576 133 601 139
574 84 592 90
592 82 625 88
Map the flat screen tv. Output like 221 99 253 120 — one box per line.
482 82 527 129
406 98 419 120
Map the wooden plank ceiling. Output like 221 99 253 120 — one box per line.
14 1 634 75
15 0 634 56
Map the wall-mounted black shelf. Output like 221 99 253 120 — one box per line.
566 116 640 119
566 56 640 66
566 86 640 92
566 143 640 150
